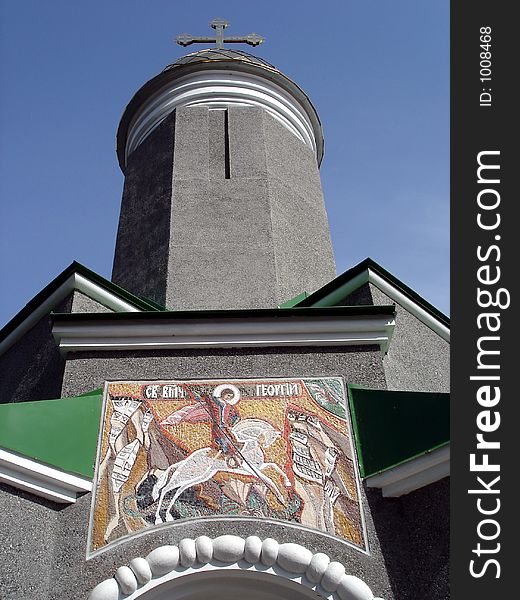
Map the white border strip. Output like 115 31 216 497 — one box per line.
53 316 395 354
368 271 450 342
0 272 142 357
365 444 450 497
74 273 141 314
0 447 92 504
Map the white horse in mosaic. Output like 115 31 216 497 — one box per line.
152 419 291 524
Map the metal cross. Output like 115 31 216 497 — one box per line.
176 18 264 49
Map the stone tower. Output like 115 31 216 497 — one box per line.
112 48 336 310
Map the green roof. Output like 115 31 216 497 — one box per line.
278 291 310 308
347 385 450 478
296 257 450 327
0 384 449 483
0 391 103 478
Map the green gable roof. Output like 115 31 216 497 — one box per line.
0 260 166 348
296 257 450 328
278 291 310 308
0 391 103 478
348 385 450 478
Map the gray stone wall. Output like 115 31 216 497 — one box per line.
0 483 58 599
44 482 396 600
0 290 115 404
0 460 448 600
71 291 114 314
0 296 71 404
167 104 280 310
367 477 450 600
112 105 336 311
339 282 450 393
262 110 336 304
60 345 387 399
341 282 374 306
369 285 450 393
111 111 176 307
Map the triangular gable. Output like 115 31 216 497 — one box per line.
295 258 450 342
0 261 164 356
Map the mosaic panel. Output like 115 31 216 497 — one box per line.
88 378 367 556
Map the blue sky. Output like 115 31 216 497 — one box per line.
0 0 449 327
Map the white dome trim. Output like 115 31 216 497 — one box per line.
125 70 320 166
88 535 384 600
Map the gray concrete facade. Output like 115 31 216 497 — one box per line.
60 345 387 399
112 105 336 311
111 112 176 307
0 311 66 404
340 282 450 393
71 291 114 315
0 291 114 403
0 296 72 404
370 284 450 393
0 474 449 600
366 477 449 600
0 484 58 599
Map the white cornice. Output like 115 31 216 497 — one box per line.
88 536 382 600
0 447 92 504
365 444 450 497
309 268 450 343
0 272 141 357
52 314 395 354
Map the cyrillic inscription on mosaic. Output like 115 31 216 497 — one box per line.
88 378 366 555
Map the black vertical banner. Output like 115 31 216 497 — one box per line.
451 1 517 598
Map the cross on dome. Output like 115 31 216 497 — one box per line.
176 18 265 49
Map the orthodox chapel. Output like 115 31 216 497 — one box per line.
0 20 449 600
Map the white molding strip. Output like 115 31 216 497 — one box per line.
53 315 395 354
310 271 369 309
0 447 92 503
88 535 384 600
73 273 141 314
0 272 142 357
367 271 450 342
308 268 450 342
365 444 450 497
125 70 320 166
